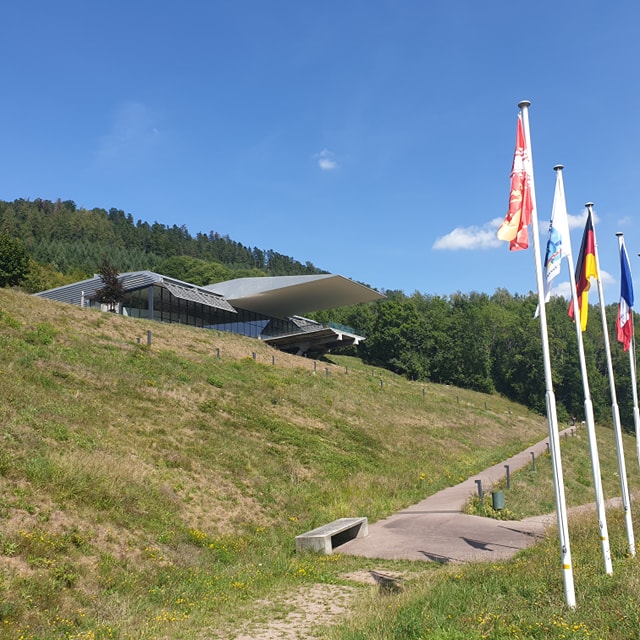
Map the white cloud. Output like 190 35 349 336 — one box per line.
316 148 338 171
95 101 162 169
433 208 606 253
432 217 503 250
567 212 588 230
551 280 572 299
539 210 591 232
617 215 633 228
547 268 615 301
599 269 615 288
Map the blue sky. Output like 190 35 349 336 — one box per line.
2 1 639 301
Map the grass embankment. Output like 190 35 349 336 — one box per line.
0 288 639 639
330 435 640 640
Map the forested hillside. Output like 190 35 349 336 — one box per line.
0 198 324 290
0 197 636 428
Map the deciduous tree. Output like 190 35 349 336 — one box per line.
0 232 30 287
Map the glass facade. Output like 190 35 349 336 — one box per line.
119 284 301 339
120 287 150 318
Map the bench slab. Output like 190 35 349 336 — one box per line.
295 517 368 554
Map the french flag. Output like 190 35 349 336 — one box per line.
617 237 634 351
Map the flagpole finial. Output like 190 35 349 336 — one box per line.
616 232 624 237
518 100 531 109
585 202 594 210
554 164 564 171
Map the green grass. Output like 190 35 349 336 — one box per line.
463 424 640 521
327 507 640 640
1 288 640 639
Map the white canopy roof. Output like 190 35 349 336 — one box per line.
206 274 384 319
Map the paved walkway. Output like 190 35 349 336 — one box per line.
340 428 578 563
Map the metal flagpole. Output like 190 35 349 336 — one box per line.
631 329 640 471
593 231 634 556
566 202 613 573
519 103 576 608
630 324 640 471
628 244 640 473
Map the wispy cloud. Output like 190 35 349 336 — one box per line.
567 212 588 230
547 268 614 301
599 268 615 288
551 280 572 299
316 148 338 171
539 210 591 231
94 101 163 169
616 215 633 228
432 217 503 250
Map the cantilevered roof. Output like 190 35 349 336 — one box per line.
35 271 236 313
205 274 385 319
263 326 361 356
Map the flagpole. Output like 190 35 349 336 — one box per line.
520 103 575 608
629 246 640 473
629 305 640 470
593 231 634 556
620 237 640 474
566 202 613 573
631 328 640 471
608 232 637 556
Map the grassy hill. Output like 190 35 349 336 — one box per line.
1 288 639 639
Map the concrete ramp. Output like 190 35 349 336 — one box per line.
339 430 575 563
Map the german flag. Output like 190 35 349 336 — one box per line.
568 210 597 331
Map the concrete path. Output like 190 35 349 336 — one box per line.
339 428 578 563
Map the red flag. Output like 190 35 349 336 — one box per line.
568 211 598 331
497 113 533 250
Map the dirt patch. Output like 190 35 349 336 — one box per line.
204 569 414 640
206 582 363 640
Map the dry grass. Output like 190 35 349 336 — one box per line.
0 287 555 639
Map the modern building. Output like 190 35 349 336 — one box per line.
34 271 385 357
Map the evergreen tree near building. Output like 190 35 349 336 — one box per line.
95 258 125 312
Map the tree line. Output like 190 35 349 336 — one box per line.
0 197 635 429
311 289 637 431
0 198 324 288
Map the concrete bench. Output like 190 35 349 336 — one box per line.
295 517 368 554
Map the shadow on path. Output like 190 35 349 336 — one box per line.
340 428 578 563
